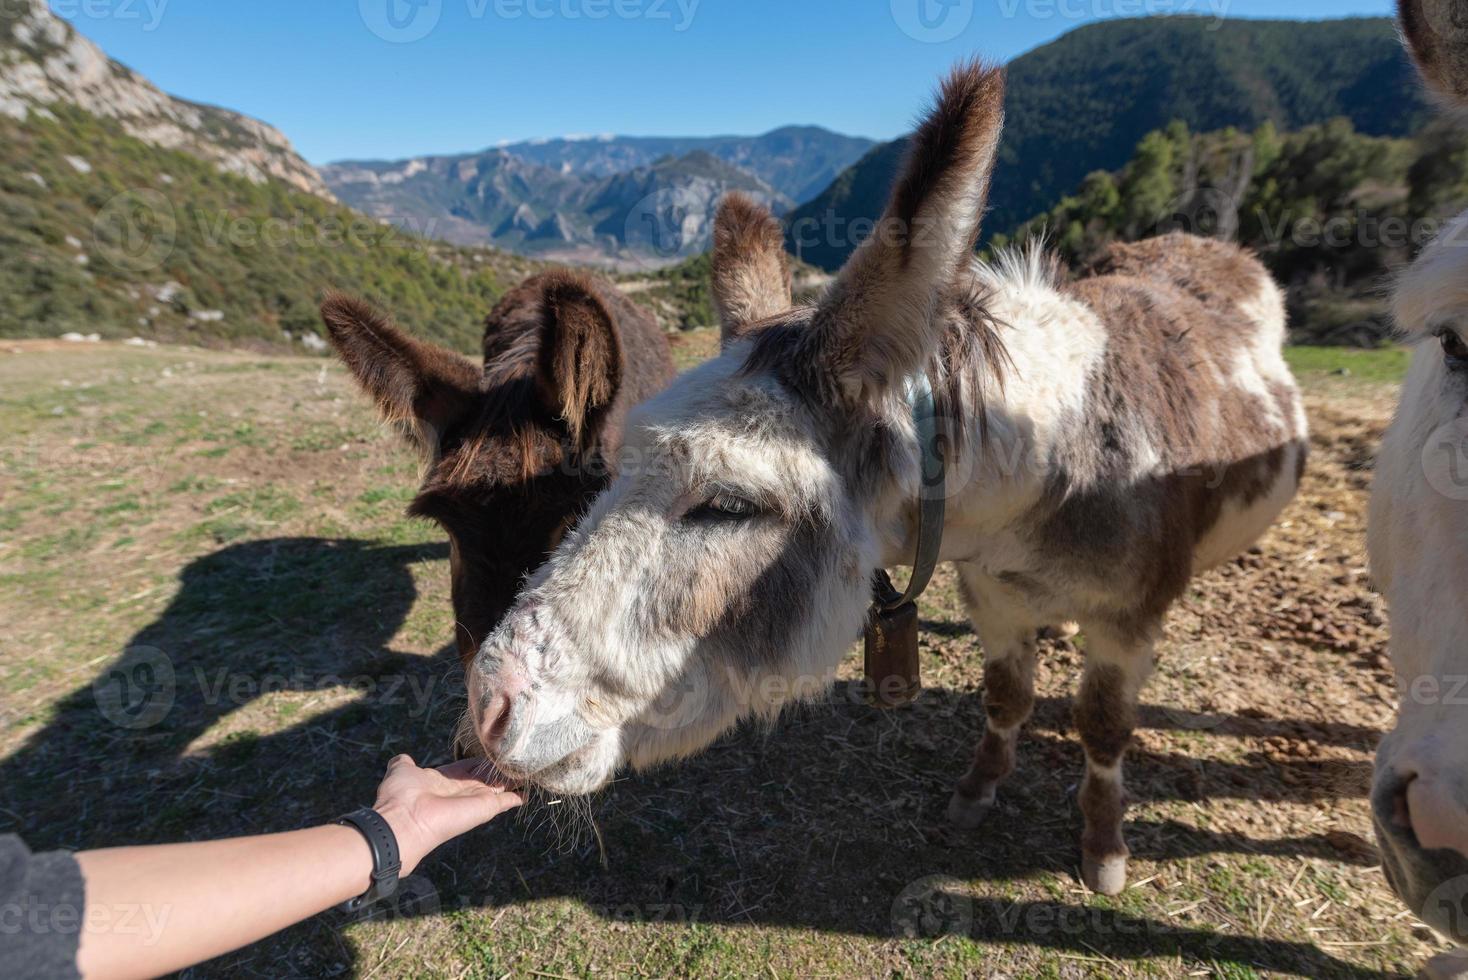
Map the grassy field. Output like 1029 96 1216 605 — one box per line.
0 336 1446 978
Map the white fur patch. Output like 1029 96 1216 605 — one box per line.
1393 212 1468 340
1194 439 1305 571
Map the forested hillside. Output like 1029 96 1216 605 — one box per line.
788 15 1425 271
995 117 1468 344
0 105 543 350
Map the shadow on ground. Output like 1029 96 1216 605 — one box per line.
0 538 1394 979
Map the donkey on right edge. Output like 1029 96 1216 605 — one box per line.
461 62 1308 896
1370 3 1468 975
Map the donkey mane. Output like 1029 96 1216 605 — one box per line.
738 260 1015 463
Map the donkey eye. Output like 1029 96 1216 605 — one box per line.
687 492 759 522
1441 330 1468 371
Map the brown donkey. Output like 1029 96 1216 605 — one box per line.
460 63 1306 895
320 271 675 671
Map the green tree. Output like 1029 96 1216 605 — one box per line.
1119 129 1181 238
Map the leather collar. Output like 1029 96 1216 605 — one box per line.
874 371 946 610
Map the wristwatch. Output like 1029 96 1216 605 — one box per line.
337 808 402 913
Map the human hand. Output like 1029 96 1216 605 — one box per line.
371 755 524 875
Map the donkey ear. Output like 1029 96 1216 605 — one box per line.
320 292 481 453
711 192 792 346
811 61 1005 405
1400 0 1468 107
534 275 623 449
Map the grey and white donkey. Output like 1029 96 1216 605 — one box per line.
466 63 1308 894
1370 2 1468 973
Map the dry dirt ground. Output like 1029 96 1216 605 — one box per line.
0 336 1443 978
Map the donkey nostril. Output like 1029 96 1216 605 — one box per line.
1391 776 1416 831
482 692 514 750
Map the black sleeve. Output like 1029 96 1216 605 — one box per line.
0 834 84 980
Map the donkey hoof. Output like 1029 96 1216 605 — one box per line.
1082 853 1128 895
1041 622 1080 642
1422 950 1468 980
946 788 996 829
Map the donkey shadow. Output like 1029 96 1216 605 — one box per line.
0 537 1393 978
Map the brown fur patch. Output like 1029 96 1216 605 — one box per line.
1082 234 1269 319
537 276 624 449
1074 664 1135 769
651 518 836 671
982 651 1036 731
711 193 792 343
319 292 481 445
1079 772 1129 859
1033 234 1304 641
1400 0 1468 108
958 728 1017 796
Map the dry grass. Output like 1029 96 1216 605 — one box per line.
0 336 1445 978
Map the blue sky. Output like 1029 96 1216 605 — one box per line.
55 0 1396 164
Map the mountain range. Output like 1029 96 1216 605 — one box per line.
0 2 1447 346
321 128 875 267
0 0 554 350
486 129 876 204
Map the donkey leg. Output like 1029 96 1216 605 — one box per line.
947 568 1044 829
1073 627 1156 895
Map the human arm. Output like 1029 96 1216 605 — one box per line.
73 756 520 980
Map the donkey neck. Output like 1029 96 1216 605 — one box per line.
875 256 1109 569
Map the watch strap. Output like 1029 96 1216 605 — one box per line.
337 807 401 913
